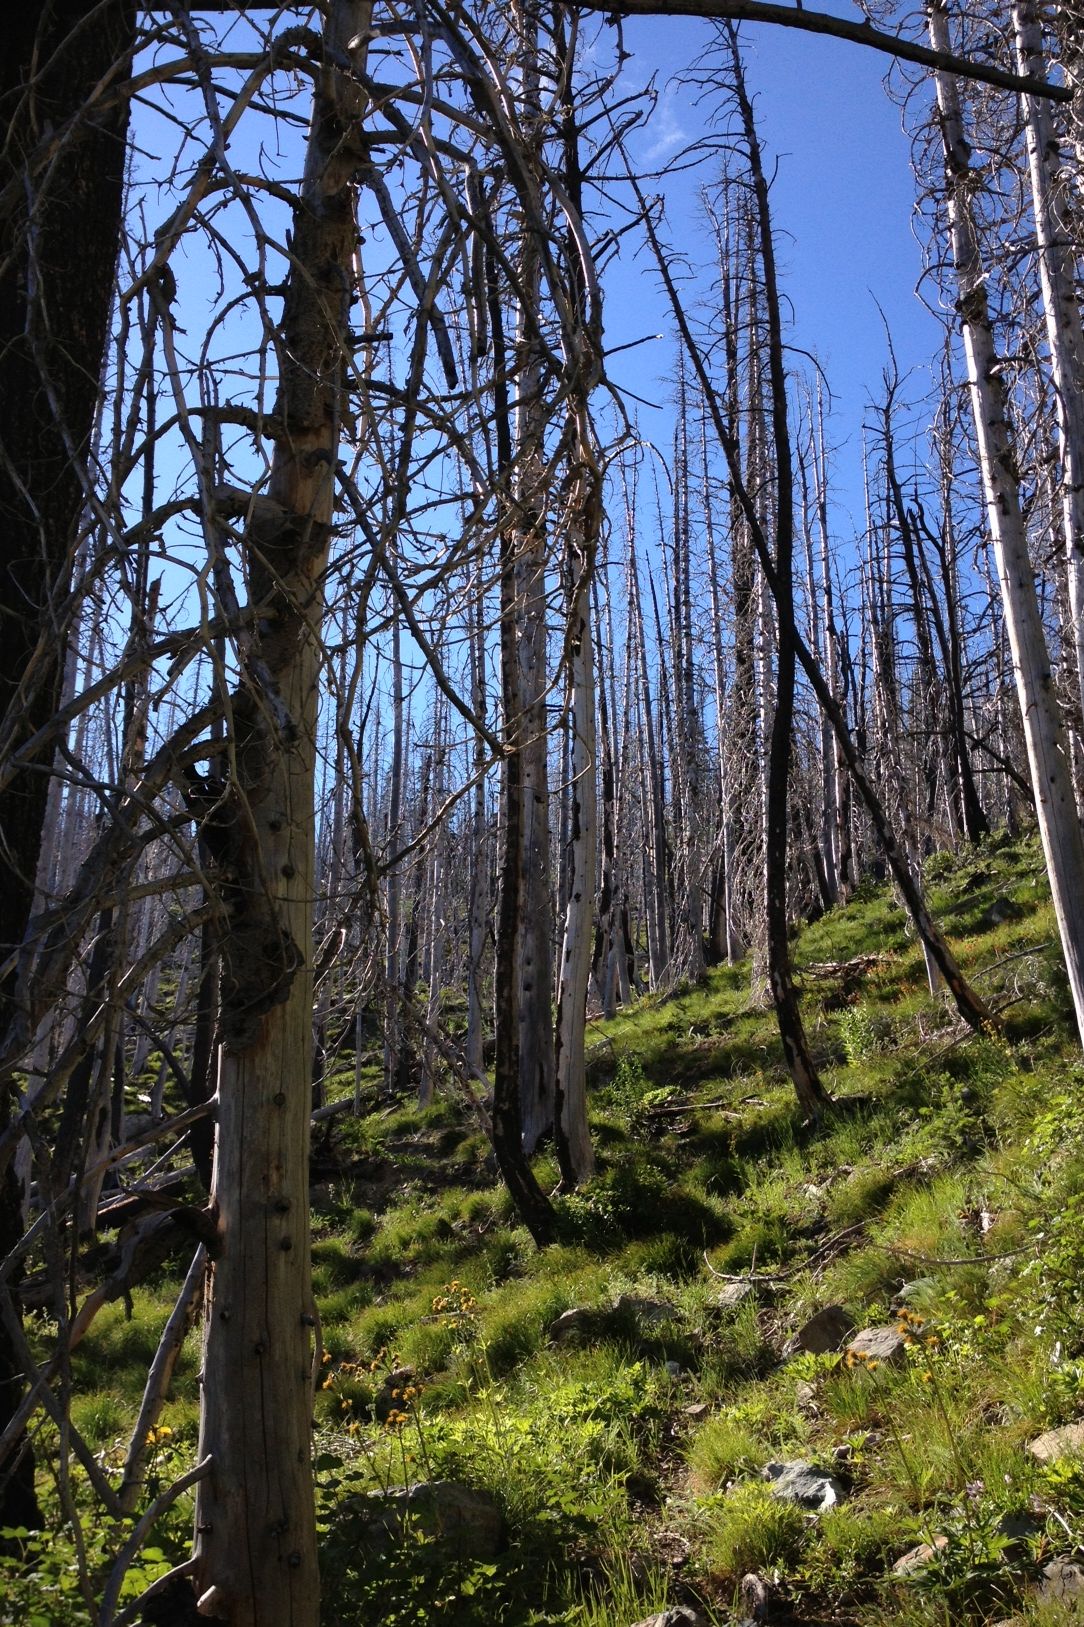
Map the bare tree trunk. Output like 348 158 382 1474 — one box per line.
812 389 849 900
383 609 406 1095
798 433 834 911
506 0 558 1157
420 705 449 1107
465 576 489 1076
668 365 707 980
1014 0 1084 789
929 0 1084 1041
486 194 557 1248
593 578 621 1012
554 454 599 1187
702 414 744 960
913 397 990 844
627 525 669 987
727 34 831 1117
191 7 369 1619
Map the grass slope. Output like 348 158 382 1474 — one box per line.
12 832 1084 1626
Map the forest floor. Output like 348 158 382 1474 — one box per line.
16 830 1084 1626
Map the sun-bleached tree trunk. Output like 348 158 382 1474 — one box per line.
191 6 369 1620
798 429 837 912
1013 0 1084 775
910 400 990 846
929 0 1084 1042
667 362 707 982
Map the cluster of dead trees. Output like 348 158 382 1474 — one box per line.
0 0 1081 1621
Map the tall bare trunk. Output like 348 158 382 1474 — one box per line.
465 575 489 1076
1014 0 1084 793
192 7 368 1620
726 35 831 1116
627 526 669 987
554 452 600 1187
486 182 557 1248
383 610 406 1094
929 0 1084 1041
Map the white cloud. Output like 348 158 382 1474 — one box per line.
641 86 689 163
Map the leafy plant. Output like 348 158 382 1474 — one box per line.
701 1480 810 1579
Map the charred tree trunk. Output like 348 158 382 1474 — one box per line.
728 34 831 1117
554 451 600 1188
487 209 557 1248
0 0 136 1534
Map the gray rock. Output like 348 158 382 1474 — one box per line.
351 1480 503 1557
762 1460 845 1510
795 1380 819 1412
892 1535 949 1576
1040 1558 1084 1607
549 1306 600 1343
684 1402 710 1419
628 1610 705 1627
845 1326 908 1369
1027 1421 1084 1462
712 1281 756 1312
739 1572 772 1620
612 1293 679 1326
783 1304 855 1358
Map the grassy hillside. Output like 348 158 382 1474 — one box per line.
12 831 1084 1625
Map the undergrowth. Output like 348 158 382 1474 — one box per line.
9 832 1084 1625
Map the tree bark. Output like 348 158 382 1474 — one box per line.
487 201 558 1249
554 452 600 1188
191 6 369 1620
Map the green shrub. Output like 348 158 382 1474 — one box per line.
686 1415 763 1490
702 1480 809 1580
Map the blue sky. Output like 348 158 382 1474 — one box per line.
602 9 945 534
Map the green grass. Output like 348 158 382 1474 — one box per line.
22 830 1084 1626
